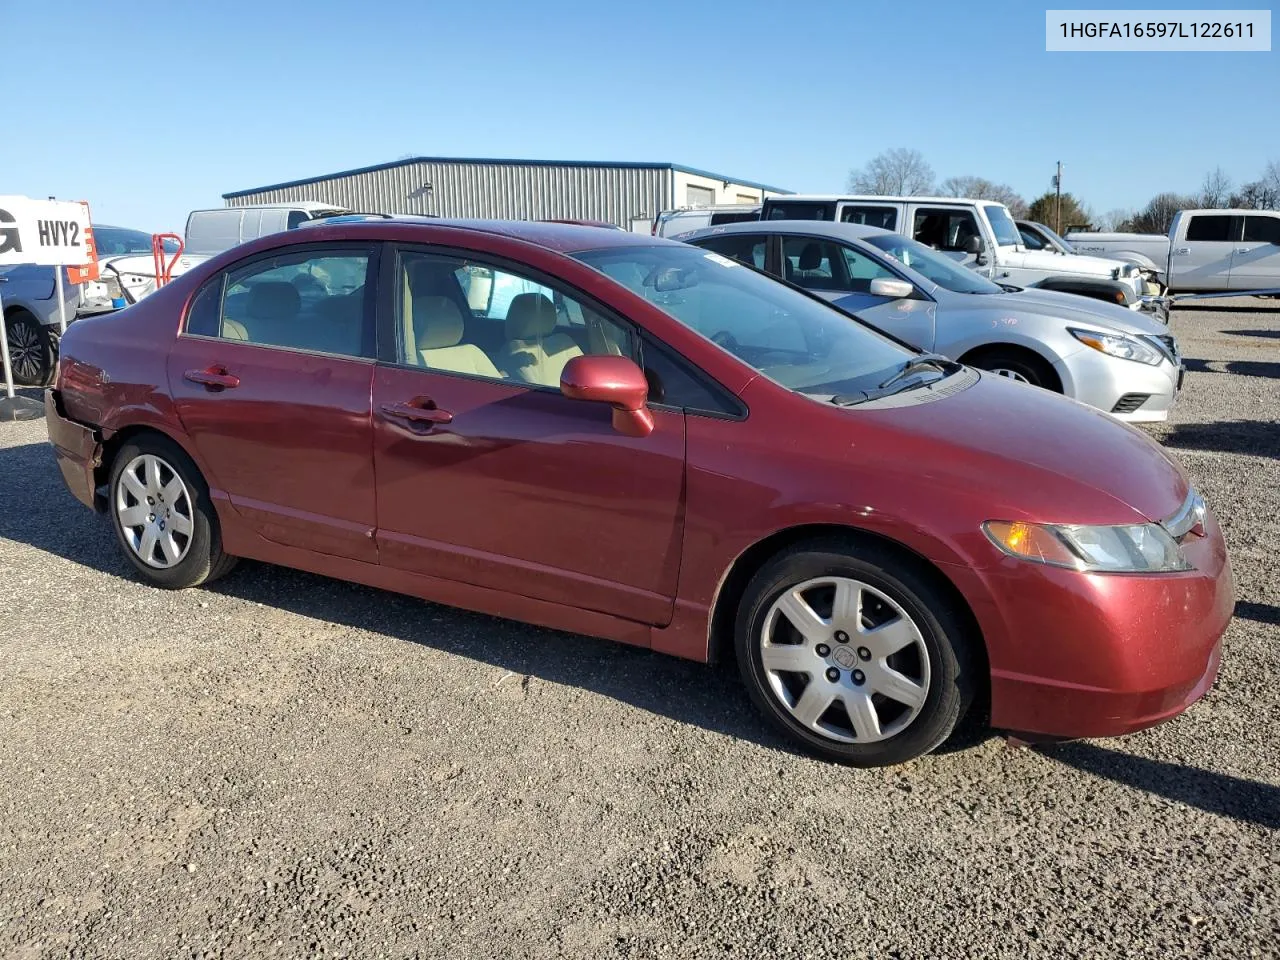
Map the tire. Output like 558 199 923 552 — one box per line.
4 311 55 386
966 347 1059 390
108 433 238 589
735 538 976 767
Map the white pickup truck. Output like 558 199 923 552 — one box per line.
1068 209 1280 294
761 194 1162 316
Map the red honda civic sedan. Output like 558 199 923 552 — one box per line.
44 219 1233 766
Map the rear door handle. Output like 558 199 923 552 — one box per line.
184 366 240 390
1237 247 1251 253
380 399 454 425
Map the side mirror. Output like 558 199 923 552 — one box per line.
868 277 915 299
963 235 986 255
560 355 654 438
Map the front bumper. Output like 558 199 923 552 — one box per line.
1054 347 1181 423
44 389 103 511
968 514 1234 741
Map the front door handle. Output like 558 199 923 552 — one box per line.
184 366 240 391
380 399 454 425
1237 247 1251 253
1174 247 1191 256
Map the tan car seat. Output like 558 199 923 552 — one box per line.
413 295 502 378
497 293 582 385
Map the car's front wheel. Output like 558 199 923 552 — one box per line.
108 434 238 589
735 539 976 766
4 311 55 386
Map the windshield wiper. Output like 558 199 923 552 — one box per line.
877 353 959 389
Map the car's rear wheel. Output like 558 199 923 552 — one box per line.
4 311 55 386
735 539 976 766
966 347 1059 391
108 434 237 589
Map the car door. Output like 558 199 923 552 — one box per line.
370 246 687 626
1174 214 1239 290
824 240 936 351
166 243 380 563
1229 214 1280 290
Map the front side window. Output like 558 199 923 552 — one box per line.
983 205 1021 246
839 205 897 230
396 251 632 389
696 233 766 269
186 248 373 358
1243 215 1280 244
1186 215 1236 242
912 208 983 253
839 244 901 291
573 244 912 398
1019 227 1047 250
782 236 840 290
864 233 1005 295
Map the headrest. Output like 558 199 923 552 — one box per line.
505 293 557 340
798 243 823 271
247 281 301 320
413 296 465 349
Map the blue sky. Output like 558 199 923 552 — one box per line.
2 0 1276 231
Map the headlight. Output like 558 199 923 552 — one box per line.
983 520 1191 572
1069 328 1164 365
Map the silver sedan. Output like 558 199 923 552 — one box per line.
676 220 1183 422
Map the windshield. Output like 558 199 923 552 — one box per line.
863 234 1005 295
92 226 179 256
572 244 913 397
1037 223 1075 252
984 205 1021 247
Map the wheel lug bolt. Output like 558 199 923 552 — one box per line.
852 669 866 685
815 643 830 657
146 497 154 505
857 646 871 661
825 668 840 682
834 630 849 643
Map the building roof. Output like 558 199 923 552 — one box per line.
222 156 792 200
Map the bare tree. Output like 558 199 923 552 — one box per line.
1200 167 1233 207
1096 208 1134 232
848 148 935 196
1126 193 1196 234
939 175 1028 217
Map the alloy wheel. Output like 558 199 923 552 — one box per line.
6 318 44 384
114 454 195 569
759 576 931 744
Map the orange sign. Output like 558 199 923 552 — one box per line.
64 200 100 284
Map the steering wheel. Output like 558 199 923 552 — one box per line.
711 330 740 353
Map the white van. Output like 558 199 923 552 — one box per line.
653 204 760 237
184 202 348 256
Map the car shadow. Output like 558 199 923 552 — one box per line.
0 437 805 759
1234 600 1280 626
1181 357 1280 379
1159 419 1280 459
1175 303 1280 313
1224 328 1280 339
1038 741 1280 830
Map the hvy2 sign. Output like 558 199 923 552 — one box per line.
0 196 95 267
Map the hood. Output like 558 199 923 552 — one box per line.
970 286 1170 336
845 373 1190 525
1017 247 1131 280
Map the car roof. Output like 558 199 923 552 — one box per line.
674 220 893 242
768 194 1006 207
290 216 674 254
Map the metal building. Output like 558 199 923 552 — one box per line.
222 157 791 231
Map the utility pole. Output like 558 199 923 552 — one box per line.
1054 161 1063 233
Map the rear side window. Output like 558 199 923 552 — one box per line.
1186 215 1236 242
286 211 311 229
190 248 375 358
696 233 766 269
766 202 835 221
709 210 760 226
1243 215 1280 243
840 205 897 230
185 276 224 337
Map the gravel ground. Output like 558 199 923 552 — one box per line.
1 298 1277 959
